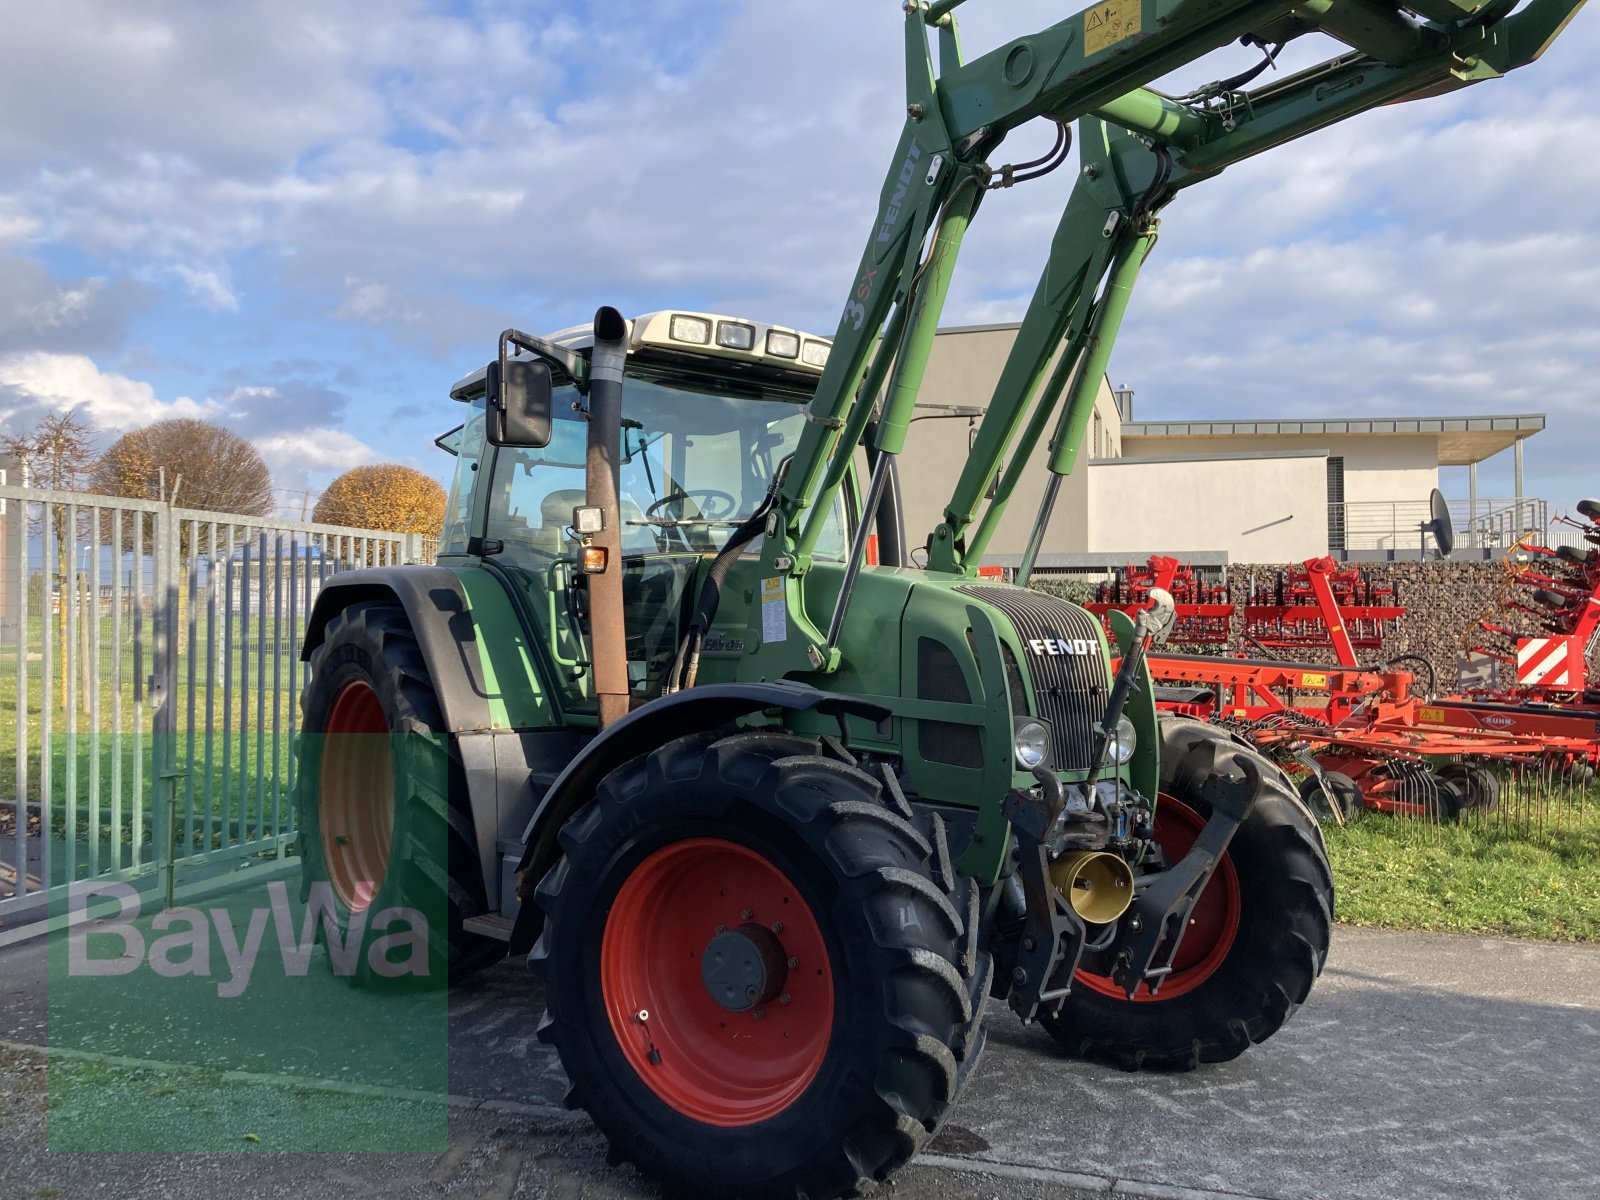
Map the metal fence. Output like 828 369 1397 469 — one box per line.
0 483 429 930
1332 497 1547 554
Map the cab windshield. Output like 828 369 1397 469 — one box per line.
485 367 847 563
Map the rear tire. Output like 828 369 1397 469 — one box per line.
1438 761 1498 812
1042 717 1333 1072
1298 771 1362 822
531 730 983 1199
296 602 504 986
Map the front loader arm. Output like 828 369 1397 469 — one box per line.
745 0 1586 680
920 0 1590 575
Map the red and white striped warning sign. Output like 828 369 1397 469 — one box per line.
1516 636 1580 687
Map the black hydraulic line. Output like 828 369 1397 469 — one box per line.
665 498 776 694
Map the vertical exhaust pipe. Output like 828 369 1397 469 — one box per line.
588 307 630 728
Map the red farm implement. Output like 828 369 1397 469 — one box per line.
1088 555 1233 645
1130 531 1600 824
1242 557 1405 660
1463 503 1600 702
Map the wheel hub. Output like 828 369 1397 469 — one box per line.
701 923 788 1011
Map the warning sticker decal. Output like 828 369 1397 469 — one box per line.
1084 0 1141 57
761 576 787 644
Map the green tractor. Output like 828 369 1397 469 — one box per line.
295 1 1580 1195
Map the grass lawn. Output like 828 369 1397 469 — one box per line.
1323 808 1600 942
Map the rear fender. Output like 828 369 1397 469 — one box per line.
507 682 890 953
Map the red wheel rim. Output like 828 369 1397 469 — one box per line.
1075 794 1241 1002
319 681 393 912
600 838 834 1126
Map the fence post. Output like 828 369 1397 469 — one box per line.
151 500 183 908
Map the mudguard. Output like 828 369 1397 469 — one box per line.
507 681 890 952
301 567 494 734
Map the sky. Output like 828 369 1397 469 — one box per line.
0 0 1596 514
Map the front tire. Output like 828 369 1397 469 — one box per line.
1043 717 1333 1071
532 731 983 1199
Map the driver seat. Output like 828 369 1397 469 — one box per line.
538 487 659 555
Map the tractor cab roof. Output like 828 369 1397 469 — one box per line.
448 310 832 401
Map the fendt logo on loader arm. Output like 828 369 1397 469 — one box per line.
877 140 922 243
1029 636 1097 657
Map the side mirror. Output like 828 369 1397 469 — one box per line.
487 357 553 448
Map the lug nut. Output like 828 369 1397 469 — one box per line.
770 921 784 934
787 957 800 968
1022 936 1036 952
779 993 792 1006
741 909 754 920
753 1008 765 1020
1013 967 1027 983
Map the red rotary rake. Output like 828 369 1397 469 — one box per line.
1462 503 1600 702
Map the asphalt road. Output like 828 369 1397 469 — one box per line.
2 922 1597 1200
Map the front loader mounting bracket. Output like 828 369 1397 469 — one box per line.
1002 771 1090 1023
1112 749 1259 997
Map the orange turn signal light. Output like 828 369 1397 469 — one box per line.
580 545 609 574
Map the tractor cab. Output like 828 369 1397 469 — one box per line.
435 311 854 711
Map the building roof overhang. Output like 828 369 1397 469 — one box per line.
1120 414 1544 466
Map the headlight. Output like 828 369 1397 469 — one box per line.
669 314 711 344
716 320 755 350
1014 720 1050 770
1103 715 1137 765
766 330 800 358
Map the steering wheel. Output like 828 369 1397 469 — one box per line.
644 488 739 522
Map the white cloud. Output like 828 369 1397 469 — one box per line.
255 424 412 511
254 428 380 491
0 206 37 246
172 264 238 311
0 351 216 431
0 1 1595 498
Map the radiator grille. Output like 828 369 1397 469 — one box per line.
916 635 983 769
958 586 1109 771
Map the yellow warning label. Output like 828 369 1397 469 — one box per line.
1419 707 1446 724
761 576 784 601
1084 0 1141 57
1300 673 1329 688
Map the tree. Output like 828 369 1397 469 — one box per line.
1 410 98 492
2 412 100 715
90 418 274 516
312 465 446 536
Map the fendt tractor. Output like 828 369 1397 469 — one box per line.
296 1 1582 1195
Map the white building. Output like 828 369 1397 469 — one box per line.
900 323 1545 566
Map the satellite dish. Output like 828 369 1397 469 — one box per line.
1420 488 1454 559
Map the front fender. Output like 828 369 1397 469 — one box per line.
507 682 890 952
301 567 494 734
